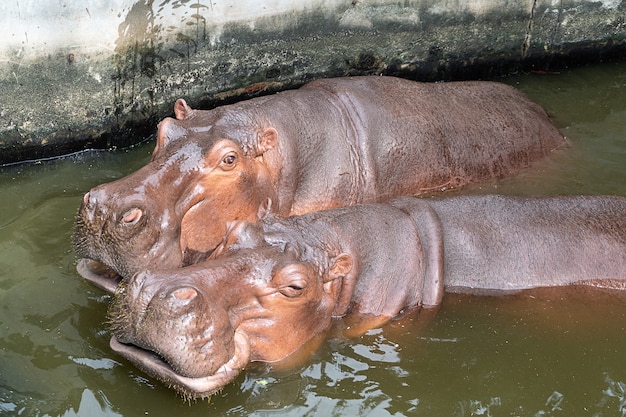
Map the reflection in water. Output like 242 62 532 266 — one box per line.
456 397 502 417
0 62 625 416
599 374 626 417
61 389 123 417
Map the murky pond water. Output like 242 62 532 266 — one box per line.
1 61 625 416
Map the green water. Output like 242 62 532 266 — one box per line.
0 61 625 416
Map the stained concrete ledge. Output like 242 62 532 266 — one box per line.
1 0 625 165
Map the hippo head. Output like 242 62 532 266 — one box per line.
107 222 353 398
73 99 278 285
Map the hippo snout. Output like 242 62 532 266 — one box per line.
117 270 168 316
79 189 119 230
80 188 108 218
81 187 145 225
123 270 149 299
109 273 238 380
79 190 99 223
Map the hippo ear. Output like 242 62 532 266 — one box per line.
282 242 301 259
325 253 355 317
256 198 273 220
209 220 265 259
154 118 187 157
256 128 278 156
329 253 353 279
174 98 193 120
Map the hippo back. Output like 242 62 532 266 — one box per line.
424 195 626 292
302 77 565 200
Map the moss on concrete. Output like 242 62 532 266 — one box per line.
0 0 624 165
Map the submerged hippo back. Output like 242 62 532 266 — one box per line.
303 77 565 200
424 195 626 292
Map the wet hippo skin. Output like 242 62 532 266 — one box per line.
73 76 566 285
107 194 626 398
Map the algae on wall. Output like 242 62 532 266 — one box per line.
0 0 624 165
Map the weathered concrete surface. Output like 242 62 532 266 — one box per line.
1 0 624 165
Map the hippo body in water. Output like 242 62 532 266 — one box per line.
108 195 626 398
74 76 565 282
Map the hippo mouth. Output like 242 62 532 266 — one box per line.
76 258 123 294
109 330 251 398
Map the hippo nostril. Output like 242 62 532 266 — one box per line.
122 208 143 225
173 287 198 301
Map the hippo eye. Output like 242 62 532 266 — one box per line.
279 280 306 298
220 153 237 170
121 208 142 225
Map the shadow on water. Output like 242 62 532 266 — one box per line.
0 61 625 416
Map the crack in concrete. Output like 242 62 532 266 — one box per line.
551 0 565 45
522 0 538 59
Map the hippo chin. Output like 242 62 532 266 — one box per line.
108 195 626 398
74 76 565 287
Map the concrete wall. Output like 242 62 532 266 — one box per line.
1 0 624 165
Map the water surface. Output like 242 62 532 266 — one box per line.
0 61 625 416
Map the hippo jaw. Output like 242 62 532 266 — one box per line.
76 258 123 293
110 330 251 399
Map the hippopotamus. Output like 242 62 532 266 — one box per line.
107 194 626 398
73 76 566 285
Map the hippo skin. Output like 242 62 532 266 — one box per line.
108 195 626 398
74 76 565 284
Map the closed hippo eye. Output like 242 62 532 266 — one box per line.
278 278 307 298
279 284 305 298
121 208 143 225
274 263 312 298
